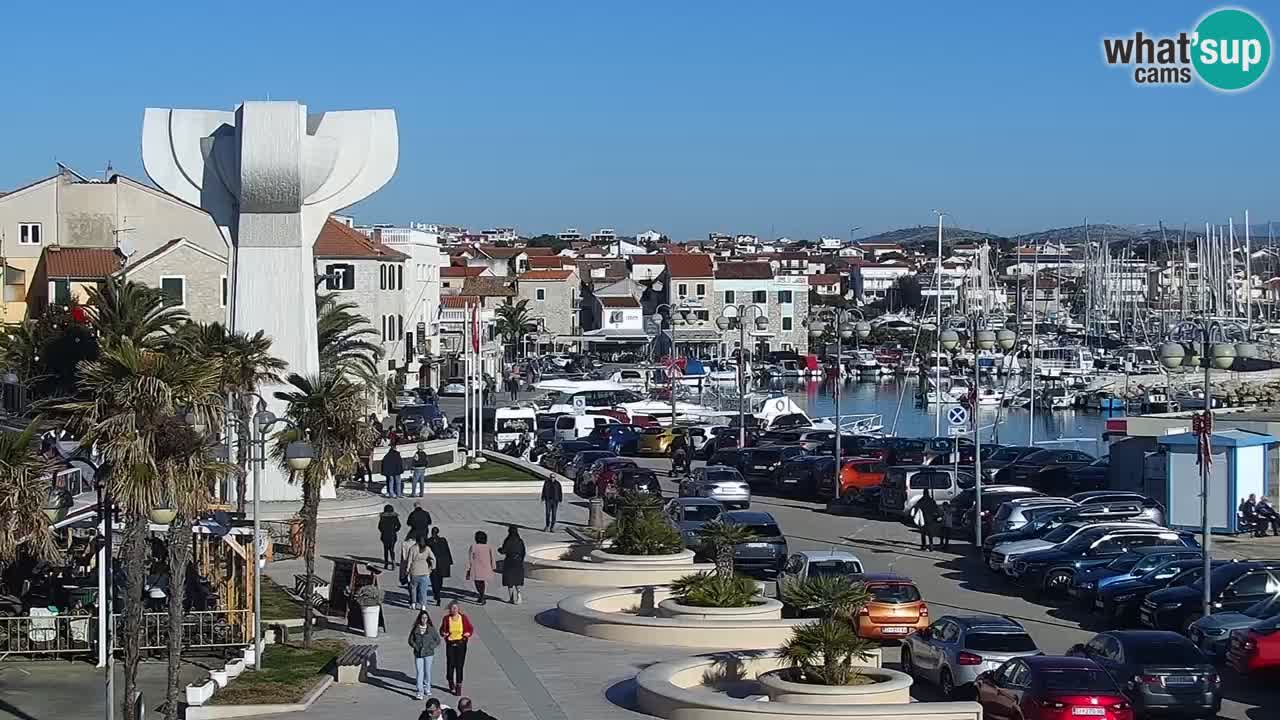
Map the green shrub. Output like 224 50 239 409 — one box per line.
605 491 682 555
778 576 876 686
670 572 759 608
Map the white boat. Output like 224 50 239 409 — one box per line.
608 368 648 392
1045 387 1077 410
852 349 887 376
975 387 1005 407
1030 346 1095 377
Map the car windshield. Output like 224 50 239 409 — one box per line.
1042 524 1082 543
705 471 740 484
752 449 783 463
807 560 862 578
964 632 1037 652
1133 554 1187 574
867 583 921 603
743 523 782 538
1040 668 1119 692
1018 450 1054 464
1107 554 1142 572
988 447 1028 463
1126 638 1205 665
681 505 721 522
1243 595 1280 619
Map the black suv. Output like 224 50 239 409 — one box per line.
743 445 808 489
1010 526 1197 597
982 503 1147 563
1141 560 1280 633
999 449 1096 493
1099 560 1223 628
707 448 753 476
713 510 788 574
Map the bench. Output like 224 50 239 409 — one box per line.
334 644 379 684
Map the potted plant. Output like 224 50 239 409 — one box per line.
354 584 383 638
595 491 686 559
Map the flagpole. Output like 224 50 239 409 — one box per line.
1200 322 1212 620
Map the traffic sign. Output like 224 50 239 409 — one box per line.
948 426 968 437
946 406 969 426
573 396 586 416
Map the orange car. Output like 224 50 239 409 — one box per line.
839 458 885 498
854 574 929 641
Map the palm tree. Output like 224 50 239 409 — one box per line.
494 298 535 361
316 293 383 378
0 420 60 571
779 576 876 686
85 276 189 351
272 372 370 646
695 519 757 579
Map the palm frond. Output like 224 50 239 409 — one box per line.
0 420 61 563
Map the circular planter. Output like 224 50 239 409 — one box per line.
657 597 782 621
758 667 912 705
589 548 695 565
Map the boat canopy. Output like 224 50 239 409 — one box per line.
533 379 629 392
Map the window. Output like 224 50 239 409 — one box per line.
380 265 388 290
782 317 793 331
52 279 71 306
694 310 709 321
724 290 735 304
536 288 546 301
19 222 41 245
324 263 355 290
160 277 185 307
1230 572 1272 596
397 264 404 289
695 283 705 297
752 290 767 303
398 315 404 338
678 283 687 296
778 290 793 304
381 316 388 341
221 275 228 307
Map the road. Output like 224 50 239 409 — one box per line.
626 453 1272 720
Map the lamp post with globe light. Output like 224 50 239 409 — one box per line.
1158 319 1254 623
716 305 770 447
806 308 870 498
646 302 695 427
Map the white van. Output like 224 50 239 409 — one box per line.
494 406 537 448
554 414 620 441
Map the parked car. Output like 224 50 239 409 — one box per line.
992 522 1157 574
1190 593 1280 662
990 496 1077 534
663 497 725 548
974 655 1134 720
706 448 754 476
685 423 727 454
679 465 751 509
1068 547 1204 609
879 466 974 526
708 510 787 574
835 458 886 501
1142 561 1280 633
636 426 688 455
1066 455 1110 492
579 423 644 455
776 550 865 609
978 445 1041 481
998 449 1096 493
696 426 744 459
554 413 621 442
567 450 616 495
616 466 662 498
984 502 1150 563
1067 631 1219 718
854 574 929 641
955 487 1047 538
1226 612 1280 675
590 457 639 509
775 454 831 499
742 445 809 489
902 615 1040 700
1098 560 1211 629
942 485 1030 537
1071 491 1166 526
884 438 930 465
1009 527 1198 597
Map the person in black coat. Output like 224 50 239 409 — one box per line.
376 504 400 569
540 476 563 532
383 443 406 498
427 526 453 606
407 502 433 543
916 491 941 551
499 525 526 604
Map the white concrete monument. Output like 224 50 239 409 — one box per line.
142 101 398 500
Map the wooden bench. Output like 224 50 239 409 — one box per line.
334 644 379 684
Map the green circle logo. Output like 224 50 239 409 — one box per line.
1193 8 1271 91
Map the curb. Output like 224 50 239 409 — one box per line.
185 675 333 720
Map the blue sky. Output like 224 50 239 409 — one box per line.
3 1 1276 239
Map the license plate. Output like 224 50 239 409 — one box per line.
880 626 911 634
754 466 768 471
745 542 771 549
1071 709 1105 716
1164 675 1196 685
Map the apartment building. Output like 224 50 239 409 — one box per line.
711 261 809 358
517 268 580 353
365 223 445 373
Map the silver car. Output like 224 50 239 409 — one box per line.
901 615 1040 699
680 465 752 509
991 497 1077 534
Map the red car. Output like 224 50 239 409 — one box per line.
975 656 1133 720
1226 615 1280 675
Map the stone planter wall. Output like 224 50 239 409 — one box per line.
589 548 696 565
656 597 782 621
526 542 714 587
758 667 912 705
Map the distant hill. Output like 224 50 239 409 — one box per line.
854 225 1006 247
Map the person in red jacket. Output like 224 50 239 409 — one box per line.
439 601 474 696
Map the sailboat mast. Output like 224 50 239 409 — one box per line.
1246 210 1252 332
1029 240 1039 447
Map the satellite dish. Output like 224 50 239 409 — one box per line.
117 235 135 258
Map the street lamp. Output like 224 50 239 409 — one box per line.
647 303 693 427
807 307 869 499
1159 318 1255 622
716 304 770 446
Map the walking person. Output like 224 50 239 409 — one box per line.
541 474 563 532
408 610 441 701
377 504 400 570
383 442 405 498
401 534 436 609
439 601 474 696
465 530 497 605
427 526 453 606
407 502 433 544
412 443 430 497
916 491 940 551
499 525 527 604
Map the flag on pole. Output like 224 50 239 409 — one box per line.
471 302 480 353
1193 410 1214 468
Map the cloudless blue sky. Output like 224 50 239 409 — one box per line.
3 1 1276 239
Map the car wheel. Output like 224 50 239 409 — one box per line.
1044 570 1073 597
940 667 956 700
900 645 914 677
